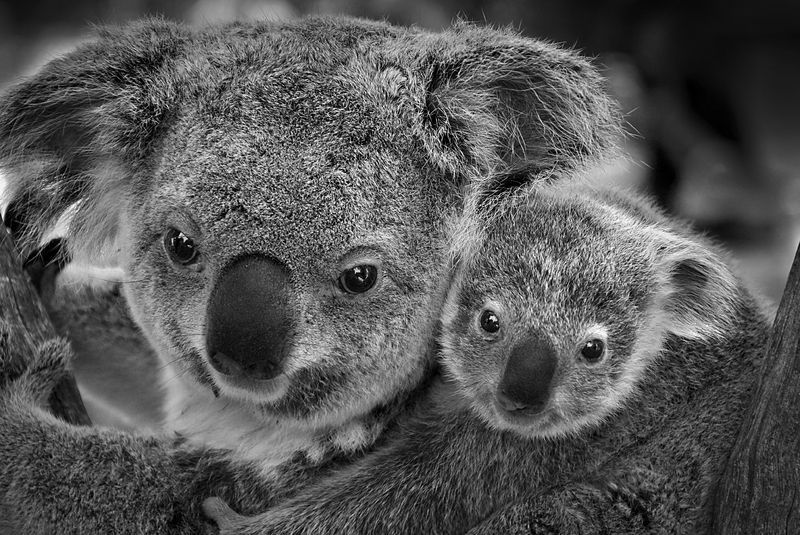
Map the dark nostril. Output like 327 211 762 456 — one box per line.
209 352 279 381
209 352 243 377
496 388 532 412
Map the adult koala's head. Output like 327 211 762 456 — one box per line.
0 17 618 428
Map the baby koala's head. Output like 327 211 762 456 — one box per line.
440 185 741 439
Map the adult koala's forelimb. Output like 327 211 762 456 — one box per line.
203 455 655 535
1 395 202 533
0 325 274 535
0 382 285 535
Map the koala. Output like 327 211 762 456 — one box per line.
203 184 770 534
0 16 619 533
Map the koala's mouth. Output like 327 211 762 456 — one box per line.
207 359 291 402
492 396 548 422
482 390 563 438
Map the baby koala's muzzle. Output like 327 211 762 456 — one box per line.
205 254 294 381
496 334 557 414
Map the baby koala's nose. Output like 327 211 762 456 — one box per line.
206 255 294 381
496 334 557 414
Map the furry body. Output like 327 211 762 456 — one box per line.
0 16 618 534
206 186 769 534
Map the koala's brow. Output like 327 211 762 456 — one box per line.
163 208 203 236
336 244 385 265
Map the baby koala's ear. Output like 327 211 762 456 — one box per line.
652 232 741 341
0 18 186 266
409 22 620 192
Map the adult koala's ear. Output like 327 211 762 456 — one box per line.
0 18 187 266
406 22 621 194
651 231 740 341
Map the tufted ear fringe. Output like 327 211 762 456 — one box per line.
0 18 187 266
409 21 622 198
649 231 741 342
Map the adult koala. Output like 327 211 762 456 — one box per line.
0 16 618 533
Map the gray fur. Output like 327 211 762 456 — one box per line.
0 16 619 533
204 186 769 534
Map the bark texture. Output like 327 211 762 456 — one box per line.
711 243 800 533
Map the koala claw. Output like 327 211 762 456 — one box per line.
203 497 248 533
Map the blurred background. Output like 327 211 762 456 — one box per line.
1 0 799 428
3 0 799 302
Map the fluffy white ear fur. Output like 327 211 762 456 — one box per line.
649 230 740 341
0 20 187 270
63 161 131 269
407 22 620 189
3 160 128 269
2 166 123 283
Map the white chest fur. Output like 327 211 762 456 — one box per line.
162 372 321 475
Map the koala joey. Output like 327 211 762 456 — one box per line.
203 184 770 535
0 16 619 534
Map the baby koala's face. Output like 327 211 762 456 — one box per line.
441 195 658 439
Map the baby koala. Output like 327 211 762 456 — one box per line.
205 184 771 534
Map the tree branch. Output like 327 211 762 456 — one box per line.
711 242 800 533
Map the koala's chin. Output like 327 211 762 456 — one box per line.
471 387 581 440
176 333 316 412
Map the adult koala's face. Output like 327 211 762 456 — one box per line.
0 17 618 426
124 49 451 424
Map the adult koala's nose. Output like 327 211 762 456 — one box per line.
206 255 294 381
496 334 557 414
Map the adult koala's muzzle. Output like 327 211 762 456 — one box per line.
206 255 294 381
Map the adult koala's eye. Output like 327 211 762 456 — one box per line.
479 310 501 333
338 265 378 294
580 339 605 362
164 228 199 266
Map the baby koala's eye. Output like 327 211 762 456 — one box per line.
479 310 501 333
580 339 605 362
338 264 379 294
164 228 200 266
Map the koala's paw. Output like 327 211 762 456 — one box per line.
21 337 73 403
603 479 653 526
3 337 73 408
467 510 558 535
203 497 250 534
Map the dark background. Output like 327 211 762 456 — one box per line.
1 0 799 302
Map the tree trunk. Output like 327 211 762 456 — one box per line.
0 225 90 426
710 242 800 533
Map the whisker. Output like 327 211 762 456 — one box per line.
155 354 190 373
160 366 195 389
